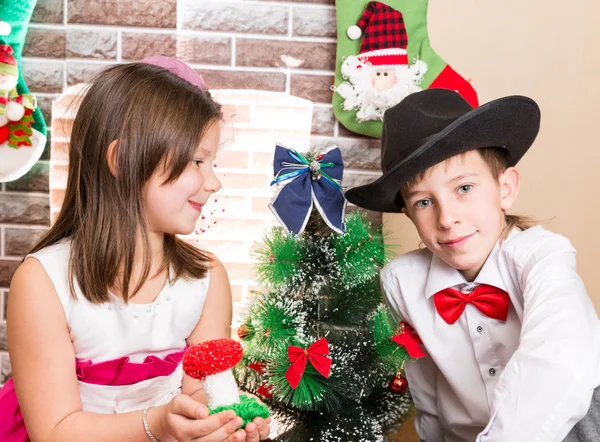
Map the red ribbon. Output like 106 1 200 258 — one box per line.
434 284 510 325
285 338 332 389
391 322 426 359
248 361 273 398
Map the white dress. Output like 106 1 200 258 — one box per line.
27 240 210 414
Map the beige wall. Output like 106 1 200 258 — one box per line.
384 0 600 312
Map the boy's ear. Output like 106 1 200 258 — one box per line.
499 166 520 211
401 207 412 221
106 140 119 177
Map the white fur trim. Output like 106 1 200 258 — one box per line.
202 370 240 409
0 127 46 183
0 21 11 37
347 25 362 40
360 48 408 58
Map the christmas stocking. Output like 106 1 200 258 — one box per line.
333 0 478 138
0 0 47 182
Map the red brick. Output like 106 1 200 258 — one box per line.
4 228 48 257
310 136 381 171
68 0 177 28
200 70 286 93
292 6 337 38
66 29 117 60
23 28 66 58
0 261 20 287
122 33 177 61
178 35 231 65
290 74 335 104
181 1 288 35
32 0 64 24
0 195 50 225
21 61 64 94
67 63 113 87
236 39 336 71
311 105 336 136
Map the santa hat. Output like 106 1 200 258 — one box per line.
347 1 409 68
0 44 18 78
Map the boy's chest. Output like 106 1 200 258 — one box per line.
410 291 522 400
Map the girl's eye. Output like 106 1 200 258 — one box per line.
415 199 431 209
458 184 473 194
192 159 204 167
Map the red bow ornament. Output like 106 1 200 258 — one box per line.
285 338 332 389
391 322 426 358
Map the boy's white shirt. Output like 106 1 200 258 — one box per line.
381 225 600 442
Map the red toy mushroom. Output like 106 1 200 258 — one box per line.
183 338 269 425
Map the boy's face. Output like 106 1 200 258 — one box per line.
401 150 519 281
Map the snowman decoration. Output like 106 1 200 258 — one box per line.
334 2 427 123
0 20 46 183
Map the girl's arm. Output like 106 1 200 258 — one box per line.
8 258 242 442
183 255 270 442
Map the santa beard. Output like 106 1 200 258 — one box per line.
335 57 428 122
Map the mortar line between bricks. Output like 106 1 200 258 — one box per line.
0 191 50 197
117 31 122 62
0 224 50 229
231 37 236 67
63 0 68 26
0 257 21 262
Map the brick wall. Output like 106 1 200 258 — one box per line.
0 0 384 384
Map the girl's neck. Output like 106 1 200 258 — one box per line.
112 229 167 299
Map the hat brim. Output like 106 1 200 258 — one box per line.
344 95 541 213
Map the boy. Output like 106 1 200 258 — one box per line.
345 89 600 442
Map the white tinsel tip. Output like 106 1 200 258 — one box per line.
0 21 11 37
203 369 240 409
347 25 362 40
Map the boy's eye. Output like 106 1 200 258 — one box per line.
458 184 473 194
415 199 431 209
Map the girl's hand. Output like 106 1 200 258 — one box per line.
242 416 272 442
149 394 246 442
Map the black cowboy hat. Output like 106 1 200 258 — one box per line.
344 88 541 213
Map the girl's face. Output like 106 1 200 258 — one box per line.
143 121 222 235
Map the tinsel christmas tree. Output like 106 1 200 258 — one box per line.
234 144 424 441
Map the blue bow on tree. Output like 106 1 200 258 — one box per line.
269 144 346 236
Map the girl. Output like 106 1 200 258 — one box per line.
0 57 271 442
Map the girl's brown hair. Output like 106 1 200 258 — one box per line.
401 147 537 240
30 63 223 304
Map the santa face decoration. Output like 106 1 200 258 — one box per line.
334 2 428 122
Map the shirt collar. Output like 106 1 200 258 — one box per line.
425 239 508 299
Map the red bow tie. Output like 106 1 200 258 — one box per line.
434 284 510 325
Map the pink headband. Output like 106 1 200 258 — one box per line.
141 56 208 91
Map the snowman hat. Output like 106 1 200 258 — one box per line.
346 1 409 69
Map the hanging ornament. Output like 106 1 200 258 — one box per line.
237 322 255 341
0 3 48 182
389 374 409 395
332 0 478 138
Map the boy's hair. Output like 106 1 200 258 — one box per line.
30 63 223 304
401 148 537 239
